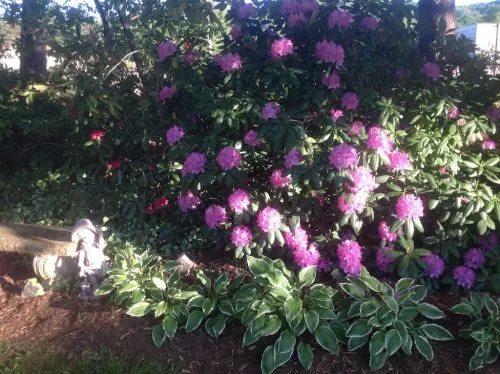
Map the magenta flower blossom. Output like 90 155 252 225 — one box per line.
261 102 281 120
321 71 341 89
159 86 177 101
281 0 319 15
285 226 309 252
158 40 177 61
395 194 424 220
376 247 395 273
228 189 250 214
328 10 352 29
205 204 227 229
287 13 308 27
338 191 368 215
448 107 460 119
217 146 241 171
483 139 496 150
396 68 410 79
231 225 253 247
423 254 445 278
420 62 440 81
342 92 360 110
243 130 260 146
361 16 379 31
330 108 344 122
213 53 242 73
237 3 257 18
230 25 242 40
378 221 397 242
183 51 197 64
366 126 394 155
177 191 200 212
487 105 500 121
350 167 378 193
293 243 321 268
389 151 412 171
350 121 365 136
285 148 302 168
257 207 282 233
464 248 486 270
270 38 294 60
165 126 185 146
145 205 154 216
181 152 207 176
453 265 476 289
329 143 358 169
337 239 362 276
315 40 345 66
270 169 291 189
317 258 333 272
153 197 169 210
481 232 498 251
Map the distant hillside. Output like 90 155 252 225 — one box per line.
456 1 500 27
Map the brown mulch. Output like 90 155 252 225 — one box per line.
1 252 499 374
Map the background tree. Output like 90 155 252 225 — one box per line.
418 0 457 58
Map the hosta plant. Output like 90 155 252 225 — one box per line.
451 292 500 370
340 268 453 370
236 256 340 373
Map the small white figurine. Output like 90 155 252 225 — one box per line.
71 219 108 300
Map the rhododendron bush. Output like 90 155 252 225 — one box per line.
113 0 499 290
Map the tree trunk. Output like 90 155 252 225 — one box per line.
418 0 457 59
20 0 48 84
93 0 113 47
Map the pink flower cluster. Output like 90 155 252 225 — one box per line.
321 71 341 89
350 167 378 193
166 126 184 146
236 3 257 19
281 0 319 15
464 248 485 269
389 151 412 171
366 126 394 155
159 86 177 101
270 38 294 60
329 143 358 169
448 107 460 119
243 130 260 146
285 226 321 268
338 192 368 215
177 191 200 212
483 139 496 150
376 247 395 273
285 148 302 168
420 62 440 81
395 194 424 220
337 239 362 276
423 254 445 278
217 146 241 171
183 51 197 64
315 40 345 66
108 159 122 170
205 205 227 229
153 196 169 210
487 105 500 121
90 130 105 141
214 53 242 72
261 102 281 120
181 152 207 176
228 189 250 213
231 225 252 247
257 207 281 233
361 16 379 31
328 10 352 29
230 25 242 40
158 40 177 61
350 121 365 136
330 109 344 122
270 169 291 189
342 92 360 110
285 226 308 251
378 221 397 242
453 265 476 289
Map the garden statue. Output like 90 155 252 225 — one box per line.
71 219 108 300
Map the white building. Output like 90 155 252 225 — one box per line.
457 23 500 74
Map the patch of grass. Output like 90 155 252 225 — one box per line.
0 344 182 374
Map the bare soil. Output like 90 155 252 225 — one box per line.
1 252 499 374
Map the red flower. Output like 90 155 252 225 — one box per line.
108 159 122 170
184 42 192 50
153 197 169 210
90 130 105 141
144 206 154 215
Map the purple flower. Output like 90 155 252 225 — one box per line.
165 126 184 146
231 225 252 247
329 143 358 169
205 205 227 229
376 247 395 273
464 248 486 270
337 239 362 276
217 146 241 171
270 38 294 60
284 148 302 168
453 265 476 289
420 62 440 81
341 92 360 110
261 102 281 120
361 16 379 31
315 40 345 66
423 254 445 278
158 40 177 61
159 86 177 101
395 194 424 220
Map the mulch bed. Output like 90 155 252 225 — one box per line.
1 252 499 374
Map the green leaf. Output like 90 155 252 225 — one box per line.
298 266 317 288
483 295 499 315
126 302 150 317
247 256 271 275
477 220 488 235
369 349 388 370
197 271 212 290
162 315 177 340
152 277 166 291
404 219 414 238
469 352 485 371
399 307 418 321
415 335 434 361
297 342 313 370
348 335 369 351
274 330 296 368
395 278 414 293
420 324 453 341
261 345 275 374
418 303 445 319
381 296 399 314
305 310 320 333
339 283 365 299
315 325 338 354
284 296 302 325
369 331 385 356
218 300 234 316
385 329 402 357
95 283 114 296
186 310 204 332
119 281 140 293
152 325 166 348
393 320 408 344
205 315 226 337
261 315 282 337
360 300 379 317
346 319 372 338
